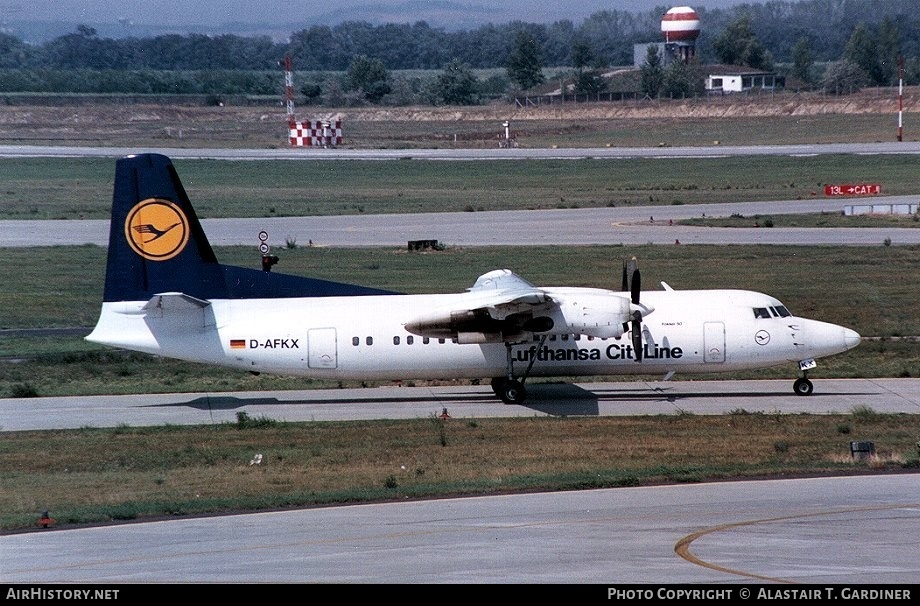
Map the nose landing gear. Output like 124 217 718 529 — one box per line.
793 374 814 396
794 359 817 396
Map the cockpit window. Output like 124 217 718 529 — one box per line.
755 305 792 319
753 307 771 319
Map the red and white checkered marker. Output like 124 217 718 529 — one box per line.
289 120 343 147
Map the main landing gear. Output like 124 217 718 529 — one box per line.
491 376 526 405
491 336 547 404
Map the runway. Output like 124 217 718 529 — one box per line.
2 379 919 432
3 473 918 584
3 198 920 248
3 141 920 160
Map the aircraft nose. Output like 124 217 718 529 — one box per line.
799 320 861 358
844 328 861 350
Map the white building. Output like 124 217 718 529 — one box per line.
704 65 782 93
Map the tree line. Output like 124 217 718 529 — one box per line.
0 0 917 103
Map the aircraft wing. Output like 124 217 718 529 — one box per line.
404 269 555 344
468 269 550 311
405 269 637 343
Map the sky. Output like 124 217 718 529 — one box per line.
1 1 748 30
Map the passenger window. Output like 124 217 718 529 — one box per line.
407 336 414 345
366 336 373 346
352 336 359 346
423 337 430 344
439 338 445 344
393 336 400 345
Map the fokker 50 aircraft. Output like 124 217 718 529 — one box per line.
87 153 861 404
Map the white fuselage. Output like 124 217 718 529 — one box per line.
86 288 859 381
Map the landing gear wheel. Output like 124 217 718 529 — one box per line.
500 379 526 405
793 377 814 396
490 377 505 397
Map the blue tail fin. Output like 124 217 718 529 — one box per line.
103 153 394 302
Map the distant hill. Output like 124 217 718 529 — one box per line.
2 0 747 43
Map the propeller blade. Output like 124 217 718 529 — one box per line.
631 268 641 305
632 319 643 362
623 257 640 303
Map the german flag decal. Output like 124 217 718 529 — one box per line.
230 339 246 349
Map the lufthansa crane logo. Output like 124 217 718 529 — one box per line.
125 198 190 261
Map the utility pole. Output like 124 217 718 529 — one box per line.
282 54 296 129
897 56 904 142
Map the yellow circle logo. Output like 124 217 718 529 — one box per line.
124 198 190 261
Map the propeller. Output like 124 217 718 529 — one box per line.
622 257 646 362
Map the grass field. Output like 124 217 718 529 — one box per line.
346 113 918 149
683 212 920 228
2 154 920 220
2 411 918 530
0 92 914 149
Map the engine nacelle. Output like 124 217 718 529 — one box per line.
555 292 632 339
405 309 499 338
404 292 649 342
404 309 540 342
457 332 503 344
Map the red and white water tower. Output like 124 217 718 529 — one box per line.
661 6 700 63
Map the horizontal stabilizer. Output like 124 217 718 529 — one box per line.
143 292 211 312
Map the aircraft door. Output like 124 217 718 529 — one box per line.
703 322 725 363
308 327 338 369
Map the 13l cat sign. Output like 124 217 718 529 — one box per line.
824 184 881 196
